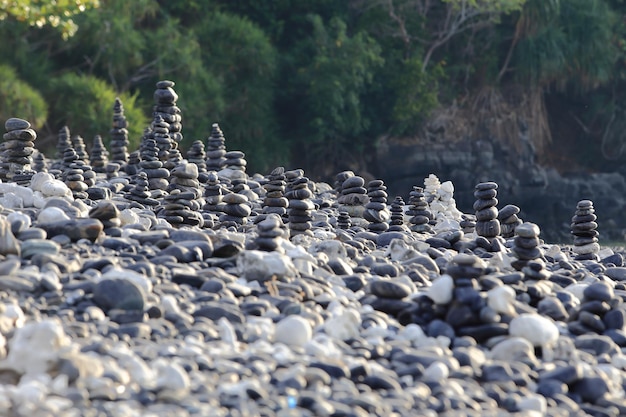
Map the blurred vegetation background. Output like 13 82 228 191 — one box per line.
1 0 626 179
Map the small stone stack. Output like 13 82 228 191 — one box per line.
510 222 543 271
62 147 89 200
54 126 72 171
286 176 315 238
336 211 351 230
33 151 47 173
498 204 523 238
106 163 121 180
205 123 227 172
139 138 169 191
460 214 476 234
153 80 182 143
187 140 207 181
423 174 442 204
261 167 288 219
72 135 89 164
167 162 200 195
474 182 500 240
388 196 408 232
125 172 159 207
334 170 354 194
251 214 286 253
125 151 140 177
202 171 224 228
223 150 250 195
337 175 369 218
165 146 183 172
363 179 390 233
406 186 433 233
151 114 174 162
90 135 109 173
571 199 600 261
110 97 129 166
89 201 122 235
219 193 252 228
1 118 37 184
160 188 204 228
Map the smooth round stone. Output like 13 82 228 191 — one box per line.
427 274 454 305
583 281 614 302
476 207 498 221
473 198 498 211
20 239 60 258
275 315 312 347
537 297 568 321
221 203 252 217
475 182 498 190
605 267 626 281
426 319 455 339
571 376 610 403
474 188 497 199
476 219 500 237
222 193 248 204
342 176 365 189
39 219 104 242
93 278 146 312
509 313 559 347
603 308 626 330
37 207 70 223
515 222 540 238
490 337 536 364
576 200 594 210
498 204 520 219
369 279 411 299
5 118 30 131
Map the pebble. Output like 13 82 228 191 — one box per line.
275 315 312 347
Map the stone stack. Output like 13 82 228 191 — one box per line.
286 176 315 238
1 118 37 184
90 135 109 173
89 201 122 236
72 135 89 164
153 80 182 143
251 214 286 254
460 214 477 234
336 211 351 230
187 140 207 181
219 193 251 228
406 186 433 233
571 200 600 261
510 222 543 271
54 126 72 171
205 123 227 172
260 167 288 219
62 147 89 200
125 172 159 207
334 170 354 194
110 97 129 166
337 175 369 218
106 163 121 180
388 196 408 232
160 188 204 228
164 146 183 172
423 174 441 204
151 114 174 162
167 162 201 196
363 179 390 233
202 171 225 228
474 181 500 241
125 151 140 177
33 151 47 173
498 204 523 239
139 138 169 191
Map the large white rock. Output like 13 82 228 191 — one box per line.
490 337 537 364
324 307 361 341
509 313 559 347
30 172 54 192
0 183 34 207
487 285 516 315
274 315 312 348
238 250 297 281
308 240 347 261
2 319 72 375
37 207 70 224
427 274 454 305
40 179 72 198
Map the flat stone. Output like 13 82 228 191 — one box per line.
93 278 146 312
5 118 30 131
369 279 411 299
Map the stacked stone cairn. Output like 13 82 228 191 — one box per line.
110 97 129 166
205 123 227 172
106 162 121 180
460 213 477 234
567 279 616 335
153 80 182 143
160 183 204 228
223 151 255 199
202 171 224 228
187 140 207 182
72 135 89 164
1 118 37 184
249 214 286 254
219 192 251 229
510 222 542 267
125 172 159 207
139 138 169 191
165 146 183 172
363 179 390 233
336 211 352 230
334 170 354 194
337 174 369 219
124 151 140 177
151 114 174 163
33 151 47 173
259 166 288 221
286 175 314 238
388 196 408 232
498 204 523 238
62 147 89 200
406 186 433 233
52 125 72 173
571 199 600 261
90 135 109 173
89 201 122 236
474 181 502 251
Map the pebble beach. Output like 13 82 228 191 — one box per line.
1 82 626 417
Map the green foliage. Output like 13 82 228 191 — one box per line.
0 65 48 129
46 73 148 151
390 58 444 136
0 0 99 39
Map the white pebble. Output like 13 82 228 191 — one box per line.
427 274 454 304
274 315 312 348
509 313 559 347
517 393 547 414
423 361 449 383
324 307 361 341
37 207 70 224
487 285 516 315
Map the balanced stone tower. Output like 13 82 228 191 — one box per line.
1 118 37 184
72 135 89 164
139 138 169 191
52 125 72 174
406 186 433 233
363 179 390 233
474 181 502 251
187 140 207 181
260 166 288 220
286 175 315 238
90 135 109 173
571 199 600 261
388 196 408 232
498 204 523 239
510 222 543 271
153 80 182 143
151 114 174 162
110 97 129 166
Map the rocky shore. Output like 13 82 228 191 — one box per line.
1 84 626 416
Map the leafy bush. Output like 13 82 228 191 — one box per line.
46 73 148 152
0 65 48 130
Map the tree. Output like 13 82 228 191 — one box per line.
0 0 99 39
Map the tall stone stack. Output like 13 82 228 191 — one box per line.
406 186 433 233
153 80 182 144
474 182 501 250
62 147 89 200
151 114 174 163
337 174 369 219
205 123 227 172
286 175 315 238
388 196 408 232
52 125 72 173
363 179 390 233
1 118 37 184
72 135 89 164
498 204 523 239
187 140 207 181
259 166 288 221
110 97 130 166
571 200 600 261
139 138 169 191
90 135 109 173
